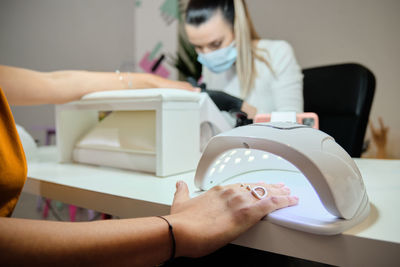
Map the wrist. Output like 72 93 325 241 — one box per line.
162 215 184 258
241 102 257 119
163 214 199 258
144 73 162 88
115 70 134 89
156 216 176 262
127 73 157 88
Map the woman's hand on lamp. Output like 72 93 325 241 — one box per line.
166 181 298 258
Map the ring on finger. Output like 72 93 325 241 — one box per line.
251 186 268 200
240 184 268 200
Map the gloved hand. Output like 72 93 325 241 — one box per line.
186 77 252 127
206 90 243 112
187 77 244 112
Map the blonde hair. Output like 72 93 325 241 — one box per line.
234 0 271 98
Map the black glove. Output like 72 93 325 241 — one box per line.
187 77 206 92
206 90 243 112
207 90 252 127
232 111 253 127
186 77 251 127
187 77 243 112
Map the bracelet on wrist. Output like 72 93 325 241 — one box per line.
157 216 176 264
115 69 133 89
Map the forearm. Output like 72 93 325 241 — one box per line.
0 216 172 266
0 181 298 265
45 70 163 103
0 65 160 105
0 65 196 106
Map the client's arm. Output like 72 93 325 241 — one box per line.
0 181 297 266
0 65 198 105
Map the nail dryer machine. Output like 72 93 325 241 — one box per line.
194 122 370 235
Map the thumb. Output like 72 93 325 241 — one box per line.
172 181 190 208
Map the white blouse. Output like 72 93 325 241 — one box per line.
202 39 304 114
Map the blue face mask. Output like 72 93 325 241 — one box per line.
197 41 237 73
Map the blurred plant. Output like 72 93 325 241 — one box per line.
167 33 202 81
167 0 202 81
369 117 389 159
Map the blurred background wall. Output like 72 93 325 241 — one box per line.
1 0 399 157
246 0 400 158
0 0 178 145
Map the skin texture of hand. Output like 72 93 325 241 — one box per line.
369 117 389 158
166 181 298 258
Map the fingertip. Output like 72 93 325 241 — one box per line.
173 181 190 203
282 186 291 195
289 196 299 206
176 180 187 189
273 182 285 188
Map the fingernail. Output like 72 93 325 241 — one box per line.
293 196 299 201
176 181 182 189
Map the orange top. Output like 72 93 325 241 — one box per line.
0 88 27 217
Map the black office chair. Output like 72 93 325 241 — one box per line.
303 63 375 157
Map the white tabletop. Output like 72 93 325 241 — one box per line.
24 146 400 266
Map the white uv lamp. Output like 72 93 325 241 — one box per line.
194 122 370 235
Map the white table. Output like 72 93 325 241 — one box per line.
24 146 400 266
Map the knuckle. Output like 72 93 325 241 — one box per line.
221 187 236 197
236 205 253 219
211 185 224 192
227 193 246 208
270 196 281 205
232 193 246 203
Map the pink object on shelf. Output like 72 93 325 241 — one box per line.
139 52 170 78
42 199 51 218
254 112 319 129
69 205 77 222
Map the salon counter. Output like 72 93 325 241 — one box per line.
24 146 400 266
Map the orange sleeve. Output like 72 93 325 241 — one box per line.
0 88 27 217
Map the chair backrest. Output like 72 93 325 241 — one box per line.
303 63 375 157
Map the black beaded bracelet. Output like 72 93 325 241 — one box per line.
157 216 176 263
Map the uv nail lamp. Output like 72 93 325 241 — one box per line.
56 89 231 177
195 122 370 235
